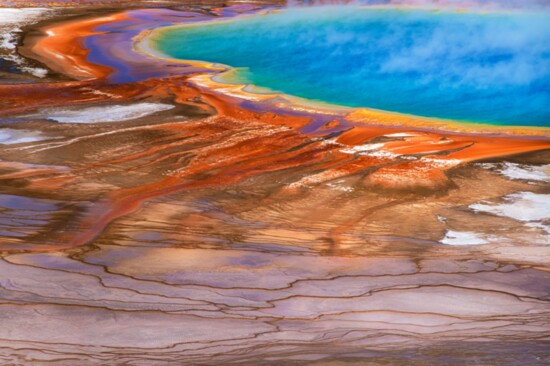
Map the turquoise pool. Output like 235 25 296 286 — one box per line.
154 6 550 126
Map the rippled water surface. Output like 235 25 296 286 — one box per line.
155 6 550 126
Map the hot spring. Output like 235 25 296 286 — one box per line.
152 6 550 127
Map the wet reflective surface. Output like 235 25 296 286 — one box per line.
0 2 549 365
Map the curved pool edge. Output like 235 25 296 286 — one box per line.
137 8 550 139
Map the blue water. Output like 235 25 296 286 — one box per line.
155 7 550 126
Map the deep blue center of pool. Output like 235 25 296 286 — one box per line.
154 7 550 126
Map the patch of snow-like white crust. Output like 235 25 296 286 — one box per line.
0 128 51 144
0 8 51 78
420 157 462 168
470 192 550 222
0 8 49 26
339 143 402 159
469 192 550 243
325 180 354 192
339 143 386 154
478 162 550 183
440 230 489 245
38 103 175 123
441 191 550 245
499 162 549 182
